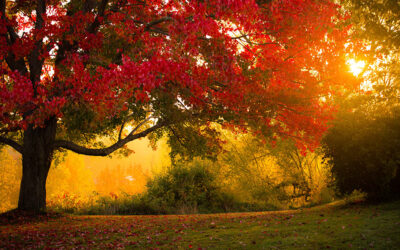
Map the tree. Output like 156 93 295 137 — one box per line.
321 1 400 201
343 0 400 55
0 0 354 212
341 0 400 106
322 98 400 201
217 134 332 208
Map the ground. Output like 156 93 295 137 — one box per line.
1 200 399 249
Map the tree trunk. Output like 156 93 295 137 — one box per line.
18 118 57 213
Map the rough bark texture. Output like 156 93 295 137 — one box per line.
18 118 57 212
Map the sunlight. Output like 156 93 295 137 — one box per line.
347 59 366 76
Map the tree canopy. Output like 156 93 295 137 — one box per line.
0 0 356 212
0 0 355 154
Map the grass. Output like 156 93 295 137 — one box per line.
0 199 399 249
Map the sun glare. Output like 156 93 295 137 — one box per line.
347 59 366 76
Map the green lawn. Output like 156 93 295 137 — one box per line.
1 200 399 249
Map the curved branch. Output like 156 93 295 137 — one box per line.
54 121 165 156
145 16 173 31
0 136 23 154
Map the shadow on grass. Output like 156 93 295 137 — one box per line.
0 209 64 226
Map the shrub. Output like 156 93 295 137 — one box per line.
323 107 400 201
143 160 230 214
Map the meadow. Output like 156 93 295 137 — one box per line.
1 200 399 249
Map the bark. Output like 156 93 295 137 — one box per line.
18 118 57 212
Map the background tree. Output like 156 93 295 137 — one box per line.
322 0 400 201
217 135 333 209
0 0 354 212
323 97 400 201
343 0 400 55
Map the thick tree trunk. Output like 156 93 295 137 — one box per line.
18 118 57 213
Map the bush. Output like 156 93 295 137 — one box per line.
143 160 237 214
323 107 400 201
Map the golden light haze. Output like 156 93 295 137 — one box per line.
0 138 170 212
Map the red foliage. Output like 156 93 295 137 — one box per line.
0 0 358 149
0 209 298 248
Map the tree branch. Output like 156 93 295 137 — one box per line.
132 17 172 35
144 16 173 31
118 120 126 141
0 136 23 154
54 120 165 156
87 0 109 34
0 127 20 134
1 0 28 75
28 0 46 93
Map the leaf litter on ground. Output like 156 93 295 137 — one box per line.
1 200 399 249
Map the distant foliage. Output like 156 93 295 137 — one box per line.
344 0 400 54
323 104 400 201
216 134 335 209
0 150 20 213
47 153 96 202
46 160 268 215
143 161 240 214
323 80 400 201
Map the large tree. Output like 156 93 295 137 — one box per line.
322 0 400 201
0 0 354 212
